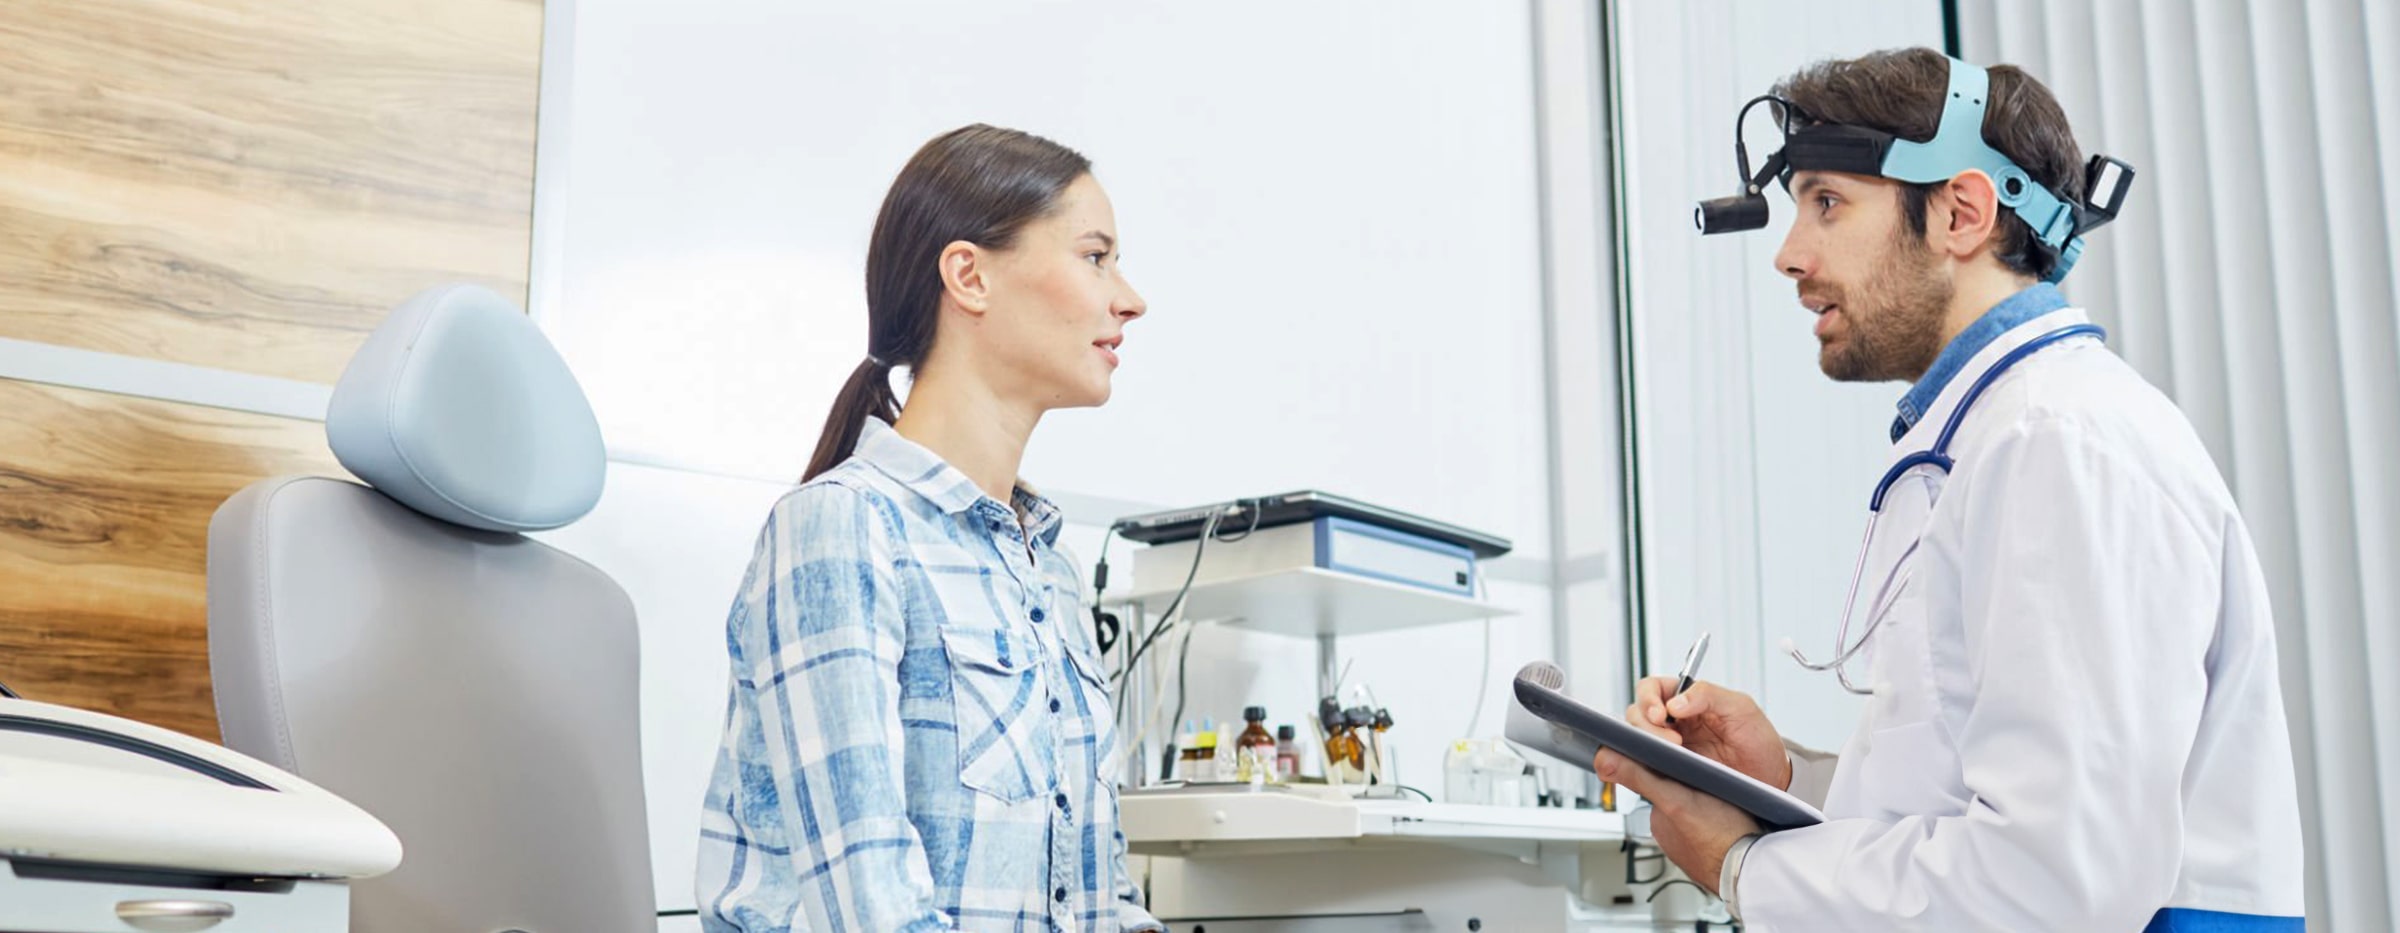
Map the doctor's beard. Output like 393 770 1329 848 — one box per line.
1811 224 1953 384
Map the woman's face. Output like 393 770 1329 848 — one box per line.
974 174 1146 410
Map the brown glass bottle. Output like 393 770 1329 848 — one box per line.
1235 706 1277 783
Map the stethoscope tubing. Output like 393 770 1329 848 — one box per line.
1789 323 2107 695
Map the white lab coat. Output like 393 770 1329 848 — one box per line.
1739 308 2307 931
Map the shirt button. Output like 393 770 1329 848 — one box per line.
1056 792 1070 808
1049 698 1062 713
1031 607 1046 623
1054 886 1068 903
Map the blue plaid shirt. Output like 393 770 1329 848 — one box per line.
697 419 1163 933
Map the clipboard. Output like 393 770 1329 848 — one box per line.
1505 661 1825 830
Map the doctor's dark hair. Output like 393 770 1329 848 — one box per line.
802 124 1092 483
1773 47 2085 280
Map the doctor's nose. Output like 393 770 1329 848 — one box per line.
1775 232 1814 281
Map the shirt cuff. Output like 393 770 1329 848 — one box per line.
1718 832 1764 921
1781 738 1840 809
1122 904 1167 932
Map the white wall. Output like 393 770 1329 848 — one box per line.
529 0 1588 912
1612 1 1944 751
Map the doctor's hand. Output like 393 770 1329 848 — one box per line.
1627 677 1792 790
1596 747 1761 898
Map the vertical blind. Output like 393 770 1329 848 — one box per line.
1960 2 2400 929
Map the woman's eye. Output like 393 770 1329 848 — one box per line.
1086 252 1108 266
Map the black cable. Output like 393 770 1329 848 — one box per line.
1645 878 1706 904
1108 499 1256 778
1395 784 1436 802
1159 621 1201 780
1090 522 1129 656
1206 498 1264 543
0 680 17 700
1112 508 1227 686
1623 835 1670 885
1640 879 1742 930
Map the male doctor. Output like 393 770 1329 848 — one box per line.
1598 49 2307 931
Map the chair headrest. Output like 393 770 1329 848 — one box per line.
326 284 605 533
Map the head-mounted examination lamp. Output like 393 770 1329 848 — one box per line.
1694 56 2136 284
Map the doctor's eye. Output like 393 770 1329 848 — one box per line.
1816 193 1840 214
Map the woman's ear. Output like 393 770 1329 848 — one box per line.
939 240 991 315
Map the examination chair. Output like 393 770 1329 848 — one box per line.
206 283 656 931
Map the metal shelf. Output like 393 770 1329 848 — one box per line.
1110 566 1513 638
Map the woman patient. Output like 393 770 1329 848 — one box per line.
696 124 1162 932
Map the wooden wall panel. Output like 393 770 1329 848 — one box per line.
0 380 342 740
0 0 542 384
0 0 542 738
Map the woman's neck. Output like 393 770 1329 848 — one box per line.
891 367 1041 507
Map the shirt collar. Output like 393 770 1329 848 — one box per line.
1891 282 2069 442
852 418 1063 545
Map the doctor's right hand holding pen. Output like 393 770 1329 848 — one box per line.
1622 674 1793 793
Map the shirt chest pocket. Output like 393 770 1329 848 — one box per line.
1059 640 1118 781
1864 568 1939 724
1861 474 1941 721
940 626 1051 804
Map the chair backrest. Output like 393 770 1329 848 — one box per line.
207 283 655 932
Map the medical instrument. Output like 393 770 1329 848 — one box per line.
1783 323 2107 694
1693 56 2134 284
1114 489 1513 558
1133 514 1481 597
1663 631 1711 725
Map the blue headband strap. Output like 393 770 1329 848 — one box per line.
1879 58 2085 283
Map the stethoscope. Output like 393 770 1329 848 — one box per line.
1785 323 2107 695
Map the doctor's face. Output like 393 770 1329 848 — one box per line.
1774 171 1953 383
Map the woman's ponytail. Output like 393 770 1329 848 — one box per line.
801 357 900 483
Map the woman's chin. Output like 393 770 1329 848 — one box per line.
1039 379 1113 411
1074 366 1118 407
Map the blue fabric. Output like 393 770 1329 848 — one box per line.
696 418 1161 933
1890 282 2070 442
2144 908 2306 932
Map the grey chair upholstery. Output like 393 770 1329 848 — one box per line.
207 283 655 932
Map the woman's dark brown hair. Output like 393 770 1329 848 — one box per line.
802 124 1091 482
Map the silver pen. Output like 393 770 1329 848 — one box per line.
1664 631 1712 725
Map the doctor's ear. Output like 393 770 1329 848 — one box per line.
939 240 993 315
1934 171 2003 260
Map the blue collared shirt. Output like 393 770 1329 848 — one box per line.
1891 282 2070 442
697 418 1162 933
